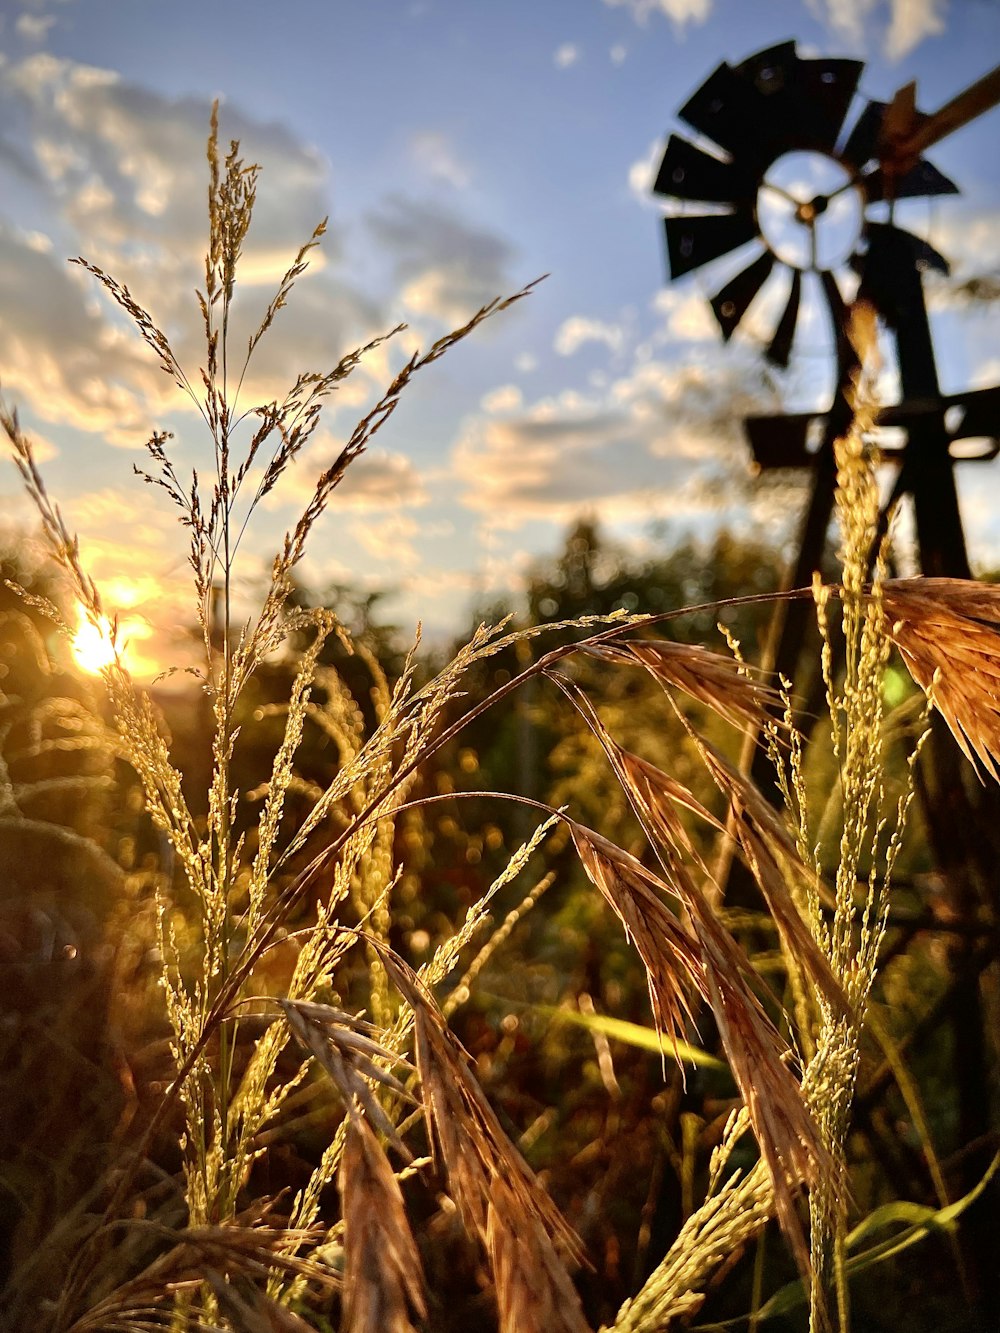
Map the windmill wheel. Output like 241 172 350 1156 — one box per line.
654 40 958 368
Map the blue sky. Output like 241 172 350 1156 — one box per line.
1 0 998 669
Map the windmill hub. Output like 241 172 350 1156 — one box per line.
757 150 863 271
797 197 826 222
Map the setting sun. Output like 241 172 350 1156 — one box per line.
71 611 119 675
70 605 160 679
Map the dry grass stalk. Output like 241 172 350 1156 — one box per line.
568 823 827 1276
380 951 590 1331
883 576 1000 781
338 1117 427 1333
60 1224 332 1332
551 673 838 1281
569 823 704 1057
486 1175 592 1333
608 1156 773 1333
206 1270 318 1332
664 842 836 1282
584 638 780 733
279 999 418 1161
678 724 849 1018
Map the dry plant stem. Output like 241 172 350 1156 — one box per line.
608 1159 774 1332
95 585 820 1228
5 111 544 1321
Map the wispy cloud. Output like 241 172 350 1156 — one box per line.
555 316 625 357
409 131 471 189
347 510 421 568
264 444 429 513
453 352 775 529
367 195 518 325
609 0 946 56
15 13 57 42
0 220 164 441
481 384 523 413
805 0 948 58
553 43 580 69
628 139 662 203
603 0 713 31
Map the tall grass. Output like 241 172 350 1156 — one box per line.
2 107 997 1332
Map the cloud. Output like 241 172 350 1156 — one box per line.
481 384 523 413
926 209 1000 281
0 221 165 441
337 449 428 510
609 0 945 57
603 0 713 30
346 510 421 568
553 43 580 69
264 443 428 513
15 13 56 41
367 195 518 325
0 51 522 446
409 131 470 189
805 0 947 58
453 352 775 529
651 288 719 342
628 139 662 203
884 0 947 59
0 54 338 359
0 54 392 438
610 43 628 65
554 315 625 357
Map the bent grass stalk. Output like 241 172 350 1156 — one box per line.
2 110 996 1333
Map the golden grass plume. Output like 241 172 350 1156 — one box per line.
884 576 1000 781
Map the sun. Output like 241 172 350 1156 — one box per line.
70 604 161 678
71 611 119 675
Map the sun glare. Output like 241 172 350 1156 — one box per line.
71 611 119 675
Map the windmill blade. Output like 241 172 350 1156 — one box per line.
842 100 887 168
862 222 950 279
664 212 759 278
864 157 960 203
797 57 864 148
737 43 862 152
710 250 775 340
766 269 802 369
900 230 950 275
679 60 775 161
654 134 755 205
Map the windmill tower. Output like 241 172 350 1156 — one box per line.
652 45 1000 1311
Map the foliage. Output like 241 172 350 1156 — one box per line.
1 108 998 1333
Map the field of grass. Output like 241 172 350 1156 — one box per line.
0 108 997 1333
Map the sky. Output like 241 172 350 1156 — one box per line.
0 0 998 673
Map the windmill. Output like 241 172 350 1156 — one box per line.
651 45 1000 1309
654 41 1000 661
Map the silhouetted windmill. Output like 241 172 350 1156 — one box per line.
654 41 1000 688
652 45 1000 1314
